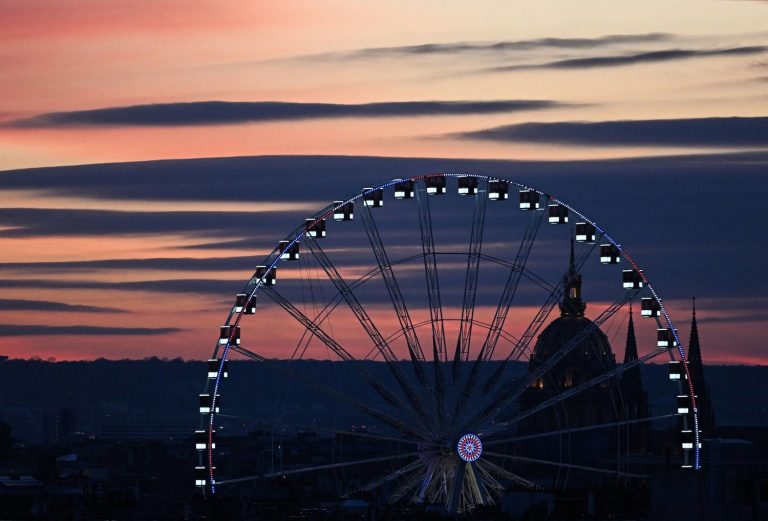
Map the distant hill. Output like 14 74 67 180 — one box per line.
0 358 764 442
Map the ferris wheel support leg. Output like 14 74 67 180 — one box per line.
446 460 467 515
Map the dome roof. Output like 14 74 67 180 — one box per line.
532 315 614 367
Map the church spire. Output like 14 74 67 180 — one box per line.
624 303 638 363
687 297 715 434
560 235 586 317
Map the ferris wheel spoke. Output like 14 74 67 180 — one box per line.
462 289 640 434
485 412 679 447
485 348 668 437
478 459 537 489
277 422 431 447
483 452 647 480
451 209 545 421
356 459 423 493
260 285 425 423
304 237 435 429
452 186 488 381
217 452 420 485
415 188 448 425
478 239 601 398
389 467 430 503
360 204 430 391
229 345 433 440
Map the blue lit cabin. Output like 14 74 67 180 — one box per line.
457 176 478 195
677 394 692 414
519 189 541 210
207 358 229 379
600 244 621 264
641 297 661 317
548 204 568 224
488 179 509 200
575 222 596 243
622 269 644 289
198 394 221 414
219 325 240 346
255 265 276 285
668 360 685 380
681 429 702 450
363 187 383 207
195 429 215 450
278 240 300 261
305 218 326 238
425 175 446 195
234 293 255 315
394 180 415 199
333 200 354 221
657 328 678 349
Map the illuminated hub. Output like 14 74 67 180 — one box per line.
456 433 483 463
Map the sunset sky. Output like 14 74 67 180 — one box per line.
0 0 766 364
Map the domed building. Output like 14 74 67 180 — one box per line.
517 239 629 470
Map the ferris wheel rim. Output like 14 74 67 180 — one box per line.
202 173 702 498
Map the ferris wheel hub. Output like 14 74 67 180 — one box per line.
456 433 483 463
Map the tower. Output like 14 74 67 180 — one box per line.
620 304 649 452
688 297 715 435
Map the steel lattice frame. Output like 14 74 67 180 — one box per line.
198 174 701 514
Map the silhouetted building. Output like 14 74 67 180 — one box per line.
519 239 621 468
688 297 716 436
620 304 650 453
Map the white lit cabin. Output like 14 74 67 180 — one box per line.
333 201 354 221
207 358 229 379
305 218 326 238
363 187 384 207
548 204 568 224
677 394 693 414
425 175 446 195
219 325 240 346
575 222 596 243
657 328 678 349
195 429 215 450
641 297 661 317
600 244 621 264
234 294 255 315
668 360 686 380
394 180 415 199
195 466 209 487
488 179 509 200
255 266 276 286
622 269 644 289
519 189 541 210
457 176 478 195
278 240 300 261
199 394 221 414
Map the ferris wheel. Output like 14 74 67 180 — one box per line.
195 174 700 515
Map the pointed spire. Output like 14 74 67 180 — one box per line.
560 234 586 317
688 296 702 365
624 302 638 363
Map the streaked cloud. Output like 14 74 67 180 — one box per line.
0 324 179 336
7 100 566 128
486 46 767 72
0 298 122 313
456 116 768 147
291 33 672 61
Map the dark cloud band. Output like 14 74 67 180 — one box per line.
487 46 767 72
7 99 564 128
0 324 179 336
0 298 121 313
457 116 768 147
